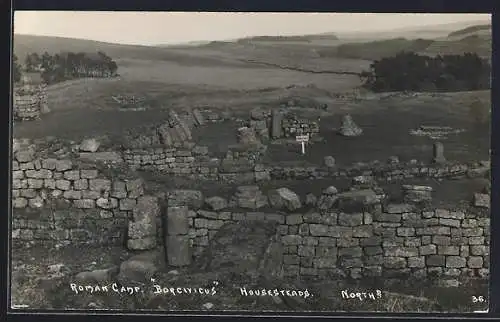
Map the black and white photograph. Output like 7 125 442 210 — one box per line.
10 11 491 313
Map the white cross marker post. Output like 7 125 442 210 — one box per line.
295 134 310 155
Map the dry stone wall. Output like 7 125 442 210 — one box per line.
165 186 490 286
269 160 490 182
122 144 269 183
11 142 150 247
13 84 48 121
14 94 41 121
281 113 320 138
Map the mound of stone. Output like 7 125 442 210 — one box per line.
473 193 490 209
231 186 268 209
236 127 260 146
338 114 363 137
118 250 167 283
79 138 100 153
336 189 379 213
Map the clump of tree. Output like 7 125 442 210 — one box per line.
12 54 22 83
360 51 490 92
24 51 118 84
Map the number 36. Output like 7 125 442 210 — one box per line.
472 296 485 303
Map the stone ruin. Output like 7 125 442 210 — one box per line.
338 114 363 137
111 94 146 111
236 126 260 146
242 108 321 142
13 76 49 121
13 169 490 289
433 142 446 164
410 125 466 140
124 109 194 149
10 129 491 308
281 113 320 139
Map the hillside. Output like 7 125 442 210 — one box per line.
13 34 246 68
240 33 339 43
448 24 491 38
333 26 491 61
421 35 491 59
331 38 435 60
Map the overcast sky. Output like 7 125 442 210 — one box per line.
14 12 490 46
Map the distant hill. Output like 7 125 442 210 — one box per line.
332 22 491 61
238 33 339 44
337 19 490 41
448 24 491 38
331 38 435 60
421 35 491 59
13 34 242 67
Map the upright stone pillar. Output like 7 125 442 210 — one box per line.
127 195 159 250
433 142 446 164
165 206 191 266
271 109 283 139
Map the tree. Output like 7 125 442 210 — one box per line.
24 53 41 72
360 51 490 93
12 54 21 83
36 50 119 84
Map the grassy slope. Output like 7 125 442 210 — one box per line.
13 22 492 143
332 23 491 60
448 24 491 38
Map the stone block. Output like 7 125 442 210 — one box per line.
55 179 71 191
383 257 407 269
383 246 418 257
338 213 363 226
80 169 99 179
73 179 88 190
74 199 96 209
132 196 160 222
446 256 466 268
426 255 445 266
166 235 191 266
128 220 157 239
64 170 80 180
110 181 127 198
63 190 82 200
167 206 189 235
55 160 73 171
89 179 112 192
96 198 119 209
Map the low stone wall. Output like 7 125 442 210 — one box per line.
186 207 489 282
122 145 270 183
122 146 216 176
121 142 489 184
281 114 320 138
11 145 151 247
14 95 41 121
165 186 490 285
13 84 48 121
269 161 489 182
